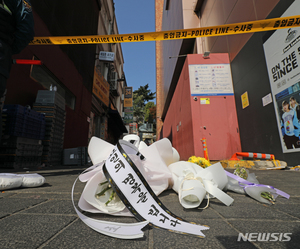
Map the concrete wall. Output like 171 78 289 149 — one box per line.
158 0 300 164
159 0 281 117
200 0 280 60
162 0 184 103
159 0 281 121
161 54 194 160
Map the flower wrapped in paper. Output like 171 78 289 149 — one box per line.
168 161 234 208
226 164 259 194
73 136 209 239
225 170 290 204
78 136 178 216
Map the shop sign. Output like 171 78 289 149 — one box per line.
123 107 134 124
99 51 115 62
124 87 133 107
93 66 110 107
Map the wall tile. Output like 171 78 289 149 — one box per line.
254 0 280 20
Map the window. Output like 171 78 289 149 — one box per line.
30 57 76 110
166 0 170 10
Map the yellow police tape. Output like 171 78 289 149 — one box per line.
30 15 300 45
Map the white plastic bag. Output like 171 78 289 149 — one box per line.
0 173 23 190
20 173 45 188
0 173 45 190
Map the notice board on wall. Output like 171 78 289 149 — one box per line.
188 63 234 96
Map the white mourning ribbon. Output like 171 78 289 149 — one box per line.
103 140 209 238
201 170 234 206
71 168 149 239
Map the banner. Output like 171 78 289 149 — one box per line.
263 2 300 153
30 16 300 45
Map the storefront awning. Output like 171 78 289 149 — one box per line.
108 109 128 134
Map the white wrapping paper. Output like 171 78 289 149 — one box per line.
79 137 176 215
103 140 209 237
168 162 233 208
225 170 289 204
226 169 259 194
75 137 209 238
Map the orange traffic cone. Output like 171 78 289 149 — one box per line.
201 138 210 162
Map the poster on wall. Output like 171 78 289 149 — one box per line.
263 1 300 153
241 91 249 109
188 64 234 96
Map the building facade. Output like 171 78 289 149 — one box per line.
156 0 300 165
90 0 127 144
5 0 126 153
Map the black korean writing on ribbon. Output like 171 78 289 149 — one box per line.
122 173 148 204
148 204 181 228
109 149 126 173
102 141 209 237
131 182 142 194
148 204 159 216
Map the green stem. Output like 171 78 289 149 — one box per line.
95 185 112 198
105 191 116 205
261 192 275 204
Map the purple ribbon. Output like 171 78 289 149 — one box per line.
225 171 290 199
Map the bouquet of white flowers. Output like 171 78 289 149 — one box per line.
225 165 289 204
